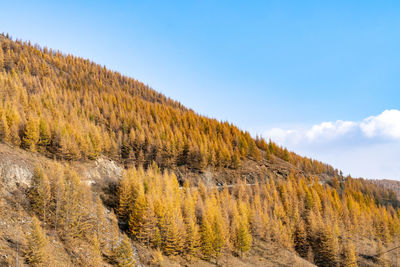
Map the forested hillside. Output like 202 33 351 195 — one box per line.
0 33 335 175
1 33 400 267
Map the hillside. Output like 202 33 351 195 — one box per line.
0 33 336 177
1 34 400 267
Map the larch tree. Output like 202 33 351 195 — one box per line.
29 167 51 223
212 209 226 261
38 117 51 149
22 116 39 151
342 240 357 267
128 191 147 239
200 216 214 260
235 220 252 258
312 226 339 267
113 233 136 267
294 219 309 258
117 172 134 222
0 113 10 143
136 202 158 246
25 216 49 266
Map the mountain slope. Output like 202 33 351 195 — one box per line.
1 34 400 267
0 34 335 177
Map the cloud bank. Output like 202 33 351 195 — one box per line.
265 109 400 146
262 110 400 180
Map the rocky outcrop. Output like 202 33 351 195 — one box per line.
80 156 123 185
0 160 33 191
0 145 35 191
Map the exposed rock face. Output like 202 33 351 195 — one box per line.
0 160 33 191
81 156 123 185
0 146 34 191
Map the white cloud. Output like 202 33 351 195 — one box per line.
305 120 357 142
360 109 400 139
264 109 400 146
262 109 400 180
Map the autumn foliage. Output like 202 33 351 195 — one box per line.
0 34 335 175
117 166 400 265
1 34 400 266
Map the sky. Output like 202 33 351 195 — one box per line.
1 1 400 179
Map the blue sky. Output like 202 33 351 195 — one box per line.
1 1 400 179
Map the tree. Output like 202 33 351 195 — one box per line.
38 118 51 148
342 240 357 267
136 203 158 246
117 173 134 222
23 116 39 151
128 192 147 239
212 210 226 261
231 148 241 169
59 170 84 239
184 215 200 256
0 113 10 143
182 190 200 256
161 209 185 256
113 234 136 267
29 167 51 223
294 220 309 258
312 226 339 267
25 216 49 266
235 220 252 258
200 216 214 260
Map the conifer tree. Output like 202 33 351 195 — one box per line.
29 167 51 223
38 118 51 148
184 215 200 256
50 168 66 234
107 162 400 264
136 203 158 246
60 170 83 239
294 219 309 258
182 192 200 256
128 192 147 239
117 172 134 222
313 226 339 267
342 240 357 267
25 216 49 266
200 216 214 260
113 234 136 267
0 113 10 143
235 220 252 258
160 207 185 256
212 210 226 261
23 116 39 151
231 148 241 169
